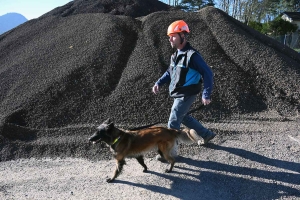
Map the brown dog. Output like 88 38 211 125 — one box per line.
89 118 200 183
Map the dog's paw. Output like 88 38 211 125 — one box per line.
165 169 172 173
143 169 148 173
106 178 113 183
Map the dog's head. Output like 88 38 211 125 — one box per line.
89 118 115 144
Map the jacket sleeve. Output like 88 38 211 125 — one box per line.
155 70 171 86
189 53 213 99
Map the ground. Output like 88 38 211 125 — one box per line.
0 1 300 199
1 117 299 200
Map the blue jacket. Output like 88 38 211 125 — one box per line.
156 42 213 99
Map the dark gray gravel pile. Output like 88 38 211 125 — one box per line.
0 0 299 161
41 0 171 18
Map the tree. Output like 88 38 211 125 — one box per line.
180 0 215 11
213 0 296 23
269 15 298 35
248 21 263 32
160 0 181 6
283 0 300 11
248 14 297 35
261 22 271 34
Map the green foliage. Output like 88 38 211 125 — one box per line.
248 21 263 32
261 23 271 34
268 15 298 35
248 15 298 36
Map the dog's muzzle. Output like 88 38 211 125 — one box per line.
89 136 101 144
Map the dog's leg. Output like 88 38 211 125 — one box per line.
158 143 175 173
107 159 126 183
163 153 175 173
136 156 148 172
157 149 165 159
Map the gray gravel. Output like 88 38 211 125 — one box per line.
1 1 300 199
1 119 299 200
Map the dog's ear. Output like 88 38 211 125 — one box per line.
107 122 114 130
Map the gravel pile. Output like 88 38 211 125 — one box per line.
0 0 299 161
41 0 171 18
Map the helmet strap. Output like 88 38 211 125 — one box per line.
178 33 184 44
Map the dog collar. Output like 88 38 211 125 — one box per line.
111 136 121 145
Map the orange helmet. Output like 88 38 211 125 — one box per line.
167 20 190 36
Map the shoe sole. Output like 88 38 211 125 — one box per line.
199 133 216 146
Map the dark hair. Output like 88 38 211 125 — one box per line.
181 31 189 40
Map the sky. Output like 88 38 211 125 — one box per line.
0 0 73 20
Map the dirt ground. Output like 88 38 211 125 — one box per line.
1 1 300 199
1 117 299 200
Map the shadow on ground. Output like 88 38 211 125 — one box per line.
114 144 300 200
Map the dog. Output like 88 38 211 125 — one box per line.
88 118 200 183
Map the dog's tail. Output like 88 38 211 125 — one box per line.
178 128 201 144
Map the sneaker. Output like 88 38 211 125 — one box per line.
198 131 216 145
